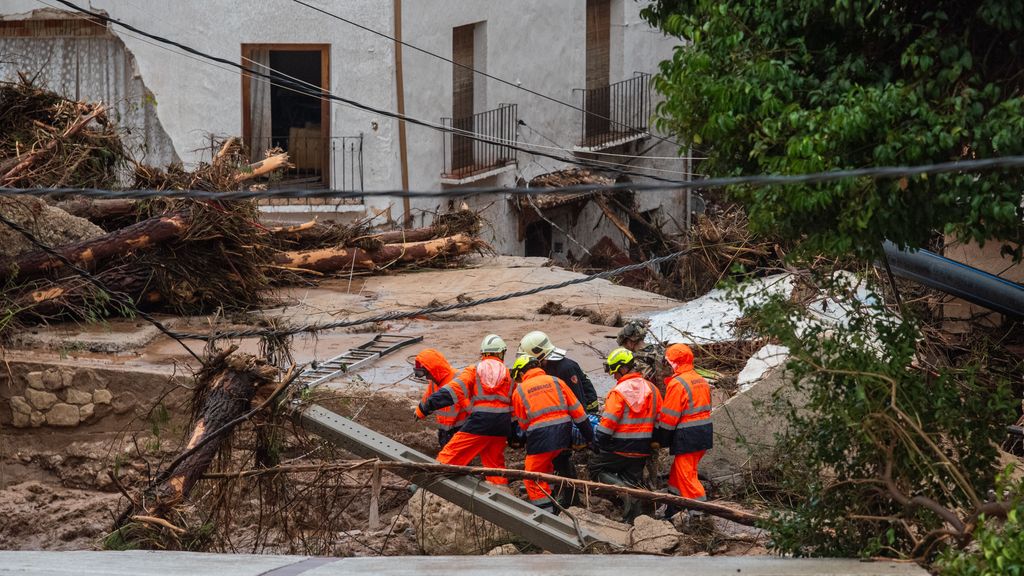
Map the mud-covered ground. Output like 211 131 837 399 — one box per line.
0 257 765 556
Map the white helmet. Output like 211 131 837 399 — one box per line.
480 334 507 356
518 330 556 360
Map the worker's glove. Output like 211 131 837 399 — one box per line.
584 400 601 415
571 442 589 452
650 441 662 451
414 407 426 421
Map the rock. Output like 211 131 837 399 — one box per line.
0 196 104 260
65 389 93 406
30 411 45 427
25 371 45 390
25 388 58 411
563 506 630 548
10 396 32 415
703 364 806 483
111 391 137 415
79 403 95 421
628 515 680 554
92 389 113 405
387 514 410 534
407 489 517 555
486 544 520 555
41 368 68 391
11 410 30 428
72 369 108 390
46 403 80 427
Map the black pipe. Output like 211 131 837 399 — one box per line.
881 241 1024 318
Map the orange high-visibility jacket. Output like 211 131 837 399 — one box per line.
422 358 514 437
511 367 593 454
596 371 662 456
657 344 713 455
414 349 469 431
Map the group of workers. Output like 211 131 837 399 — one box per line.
412 324 713 520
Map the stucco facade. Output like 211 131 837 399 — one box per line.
1 0 690 259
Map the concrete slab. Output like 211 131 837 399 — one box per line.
0 551 929 576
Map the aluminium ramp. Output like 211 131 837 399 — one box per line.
298 404 600 553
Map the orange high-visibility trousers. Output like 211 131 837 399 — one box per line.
668 450 706 500
436 431 508 485
523 449 563 507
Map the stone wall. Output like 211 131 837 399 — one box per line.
1 360 188 431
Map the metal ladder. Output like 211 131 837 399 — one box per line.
294 333 423 389
300 405 600 553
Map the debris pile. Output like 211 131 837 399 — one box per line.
0 81 488 336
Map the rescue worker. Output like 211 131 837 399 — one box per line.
616 319 672 392
412 348 469 449
656 343 713 517
510 354 593 511
519 331 599 414
416 335 514 485
589 347 662 521
517 331 600 490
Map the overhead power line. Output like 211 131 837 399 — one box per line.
47 0 687 185
6 153 1024 200
286 0 691 153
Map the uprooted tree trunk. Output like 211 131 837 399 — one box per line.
55 198 139 222
3 211 189 281
272 233 480 273
16 265 161 320
153 349 278 513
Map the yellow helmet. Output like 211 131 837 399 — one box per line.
518 330 555 360
510 354 536 381
605 347 635 375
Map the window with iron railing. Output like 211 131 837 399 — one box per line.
210 134 364 205
573 73 652 151
441 104 518 181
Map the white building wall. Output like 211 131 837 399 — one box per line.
2 1 686 252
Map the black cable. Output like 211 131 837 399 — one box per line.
48 0 686 185
288 0 691 153
0 212 204 363
5 152 1024 200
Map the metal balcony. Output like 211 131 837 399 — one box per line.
574 73 651 152
441 104 518 184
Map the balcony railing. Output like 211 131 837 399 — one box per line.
231 134 364 200
574 73 651 151
441 104 518 182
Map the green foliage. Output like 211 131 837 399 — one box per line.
939 472 1024 575
738 274 1015 558
642 1 1024 260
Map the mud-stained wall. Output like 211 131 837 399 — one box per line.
0 9 179 168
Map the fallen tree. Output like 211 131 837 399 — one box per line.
3 211 189 280
273 233 481 273
202 458 764 527
117 348 282 523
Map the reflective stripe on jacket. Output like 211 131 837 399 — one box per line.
596 372 661 456
422 361 513 437
511 367 593 454
657 367 712 455
414 349 469 431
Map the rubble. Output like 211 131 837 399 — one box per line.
628 515 681 554
407 488 518 555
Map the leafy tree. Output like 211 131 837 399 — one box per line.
641 1 1024 260
640 1 1024 564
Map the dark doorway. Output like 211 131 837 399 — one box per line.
525 220 553 258
242 44 329 186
